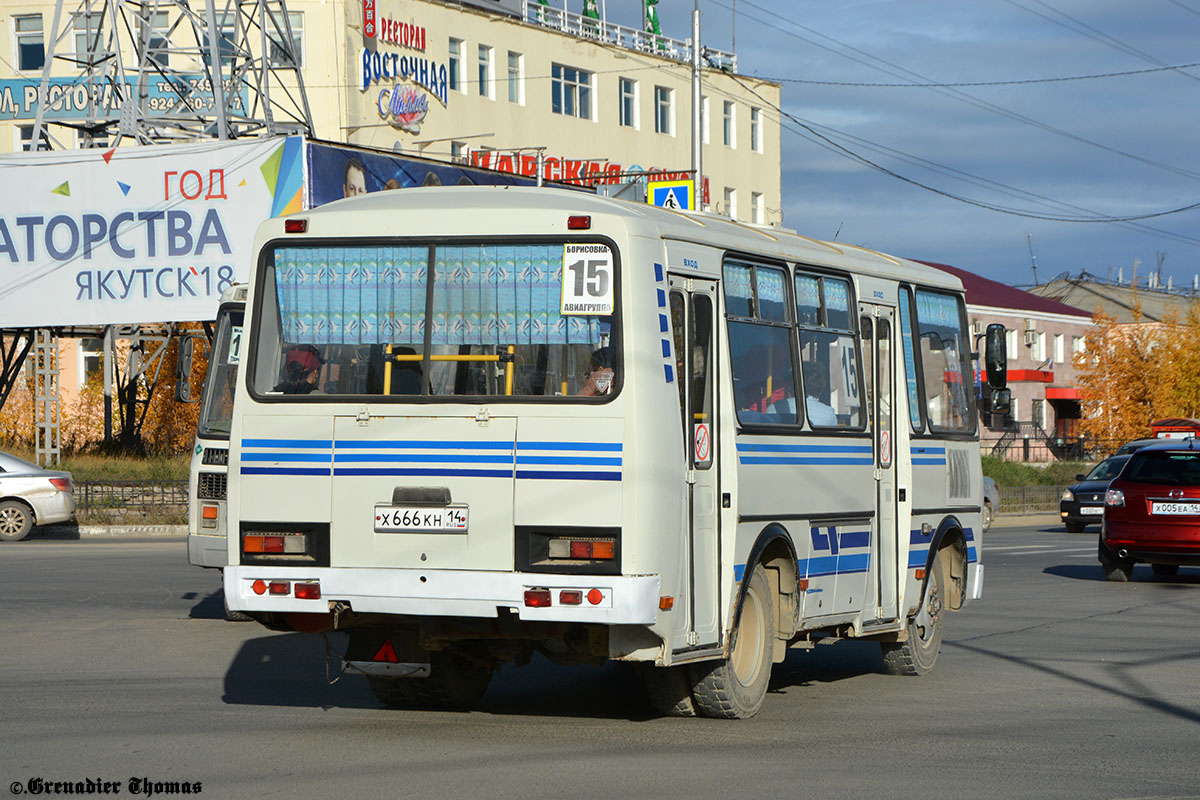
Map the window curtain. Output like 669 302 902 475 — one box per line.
274 244 600 346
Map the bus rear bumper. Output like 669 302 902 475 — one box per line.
224 566 662 625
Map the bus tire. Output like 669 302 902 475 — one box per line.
882 550 944 676
637 663 697 717
369 646 492 710
689 563 774 719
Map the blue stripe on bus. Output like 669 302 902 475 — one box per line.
515 456 622 466
802 553 871 578
334 467 514 478
739 456 874 465
913 458 947 465
659 313 669 333
334 453 514 464
517 442 622 451
240 467 331 476
515 470 622 481
967 546 977 563
335 440 515 450
241 452 331 462
908 549 929 569
734 563 745 581
737 443 873 453
242 439 332 449
838 530 871 549
910 447 946 454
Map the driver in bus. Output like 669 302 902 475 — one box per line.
274 345 323 394
578 347 615 396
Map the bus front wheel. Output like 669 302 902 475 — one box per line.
882 550 944 676
689 563 775 719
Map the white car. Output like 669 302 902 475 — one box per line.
0 452 76 541
983 476 1000 533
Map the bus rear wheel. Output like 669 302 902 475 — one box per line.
637 664 697 717
689 563 775 719
882 550 944 676
368 646 492 710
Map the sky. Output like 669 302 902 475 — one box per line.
597 0 1200 289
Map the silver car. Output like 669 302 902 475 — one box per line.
0 452 76 541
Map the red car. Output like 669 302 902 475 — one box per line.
1100 439 1200 581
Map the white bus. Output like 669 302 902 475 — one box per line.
187 284 247 572
223 187 1006 718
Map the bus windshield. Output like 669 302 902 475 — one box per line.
197 305 244 438
250 241 617 399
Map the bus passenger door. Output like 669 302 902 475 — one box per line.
670 279 720 648
860 305 899 622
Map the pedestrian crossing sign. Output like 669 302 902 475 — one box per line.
648 179 694 211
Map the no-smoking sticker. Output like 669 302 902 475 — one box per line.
880 430 891 466
694 423 711 463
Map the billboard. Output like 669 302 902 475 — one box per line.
0 137 303 327
305 140 535 207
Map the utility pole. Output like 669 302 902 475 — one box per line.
1027 234 1040 286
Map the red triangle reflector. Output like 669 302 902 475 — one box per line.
373 641 399 663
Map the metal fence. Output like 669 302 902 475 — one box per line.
996 485 1063 515
75 480 187 522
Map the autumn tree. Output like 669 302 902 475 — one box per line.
1075 299 1200 445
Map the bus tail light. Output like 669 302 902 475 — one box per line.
244 532 307 555
559 590 583 605
524 589 552 607
549 537 616 560
268 581 290 595
201 504 219 530
294 582 321 600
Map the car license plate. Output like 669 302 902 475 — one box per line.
1080 506 1105 515
374 505 469 533
1150 501 1200 516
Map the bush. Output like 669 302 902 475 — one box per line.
982 455 1094 487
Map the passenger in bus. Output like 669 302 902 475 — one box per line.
274 345 323 394
800 361 837 426
578 347 615 396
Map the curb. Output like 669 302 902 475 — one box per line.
40 524 186 538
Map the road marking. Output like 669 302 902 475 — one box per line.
994 547 1096 556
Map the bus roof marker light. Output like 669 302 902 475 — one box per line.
567 215 591 230
284 218 308 234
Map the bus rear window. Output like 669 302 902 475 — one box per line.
252 242 617 399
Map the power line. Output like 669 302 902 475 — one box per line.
714 0 1200 184
765 61 1200 88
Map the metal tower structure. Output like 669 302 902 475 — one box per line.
30 0 314 149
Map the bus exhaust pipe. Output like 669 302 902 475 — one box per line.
1118 549 1129 559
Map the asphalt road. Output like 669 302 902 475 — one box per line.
2 520 1198 799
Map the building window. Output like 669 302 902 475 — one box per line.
79 338 103 384
211 11 237 67
654 85 672 134
552 63 592 119
751 192 763 224
15 14 45 71
1072 335 1086 356
448 38 462 93
477 44 493 99
1007 329 1018 361
723 187 737 220
450 141 466 163
146 10 171 68
701 96 709 144
15 125 35 151
1031 398 1045 429
1054 332 1064 363
750 107 761 153
722 100 735 147
618 77 637 128
1033 331 1046 363
507 51 523 104
74 13 103 67
1010 397 1020 422
268 11 303 68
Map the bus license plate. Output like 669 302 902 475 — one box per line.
374 505 469 533
1150 501 1200 516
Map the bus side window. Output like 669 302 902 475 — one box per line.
724 262 797 426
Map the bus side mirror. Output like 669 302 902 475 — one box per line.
984 324 1007 389
990 387 1011 415
176 337 195 403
